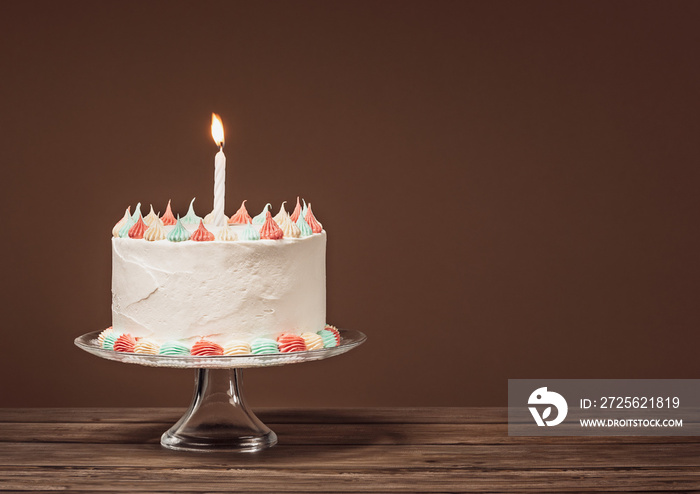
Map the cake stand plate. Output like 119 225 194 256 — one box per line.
74 329 366 452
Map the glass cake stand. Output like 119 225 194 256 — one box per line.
74 328 366 453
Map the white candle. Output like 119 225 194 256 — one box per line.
211 113 226 227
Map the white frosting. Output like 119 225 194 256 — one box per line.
111 224 326 345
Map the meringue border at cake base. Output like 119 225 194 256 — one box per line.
75 327 366 369
97 325 341 355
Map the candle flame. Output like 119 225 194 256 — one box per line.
211 113 225 147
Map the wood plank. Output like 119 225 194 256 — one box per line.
4 492 690 494
1 442 699 470
1 467 699 492
0 422 698 446
1 408 698 493
0 407 508 424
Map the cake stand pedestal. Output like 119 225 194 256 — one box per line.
74 329 366 453
162 368 277 452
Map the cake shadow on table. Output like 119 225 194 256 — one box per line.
105 410 404 454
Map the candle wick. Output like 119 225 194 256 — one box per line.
219 143 225 151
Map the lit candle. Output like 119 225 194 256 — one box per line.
211 113 226 227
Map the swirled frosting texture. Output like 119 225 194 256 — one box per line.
296 216 313 237
305 204 323 234
281 215 301 238
260 211 284 240
191 220 215 241
131 203 142 221
158 341 190 356
277 333 306 353
102 332 118 350
273 202 287 225
324 324 340 342
144 221 166 241
113 333 137 352
290 197 302 223
252 203 271 225
118 215 137 238
318 329 339 348
215 225 238 241
161 200 177 226
98 327 114 347
112 208 131 238
223 341 251 355
229 200 252 224
301 332 324 350
128 215 148 239
240 224 260 241
191 340 224 356
251 338 279 355
167 218 191 242
134 339 160 355
144 205 159 226
181 198 201 225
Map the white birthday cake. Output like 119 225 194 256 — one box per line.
99 198 339 356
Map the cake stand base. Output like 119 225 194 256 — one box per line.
160 368 277 452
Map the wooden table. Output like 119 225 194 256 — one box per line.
0 407 699 492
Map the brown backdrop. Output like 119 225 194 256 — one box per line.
1 1 699 407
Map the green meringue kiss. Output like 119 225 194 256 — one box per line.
240 224 260 241
296 215 312 237
167 217 191 242
180 198 201 225
118 215 138 238
251 338 279 355
102 332 118 350
158 341 191 356
318 329 338 348
131 202 142 221
252 203 271 225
